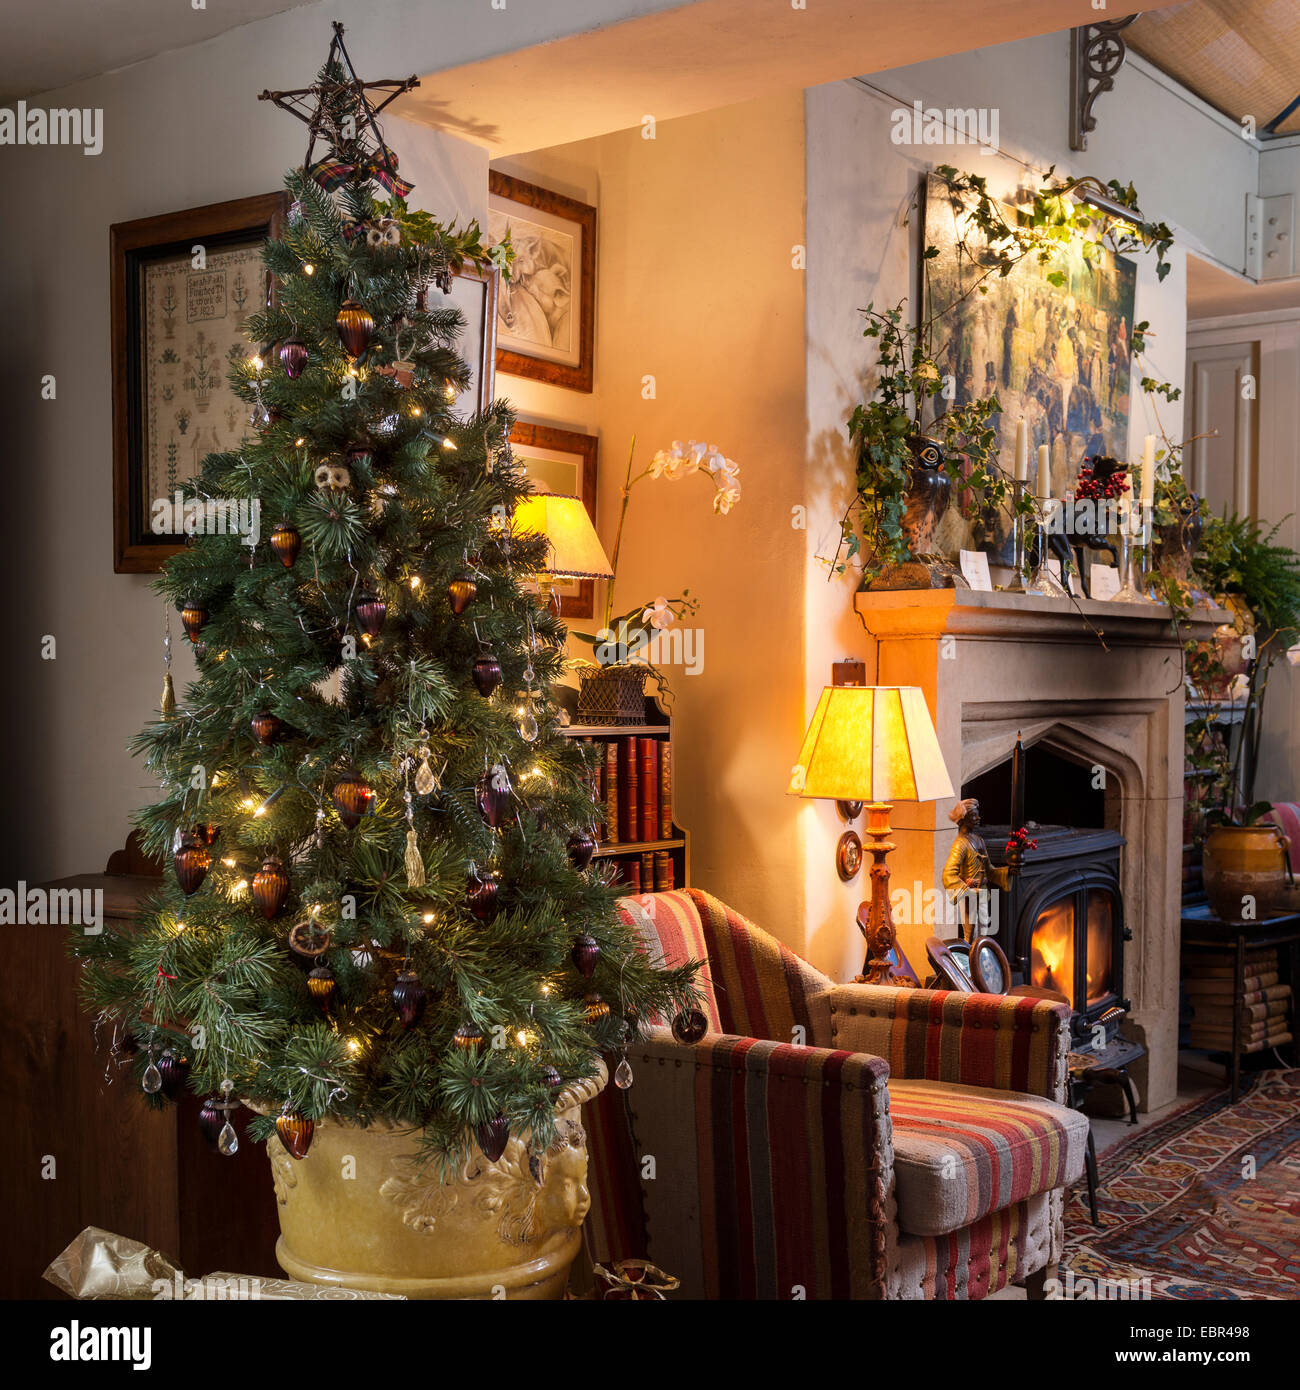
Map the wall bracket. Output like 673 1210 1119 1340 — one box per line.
1069 16 1139 153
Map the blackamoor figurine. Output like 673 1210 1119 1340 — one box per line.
942 798 1010 939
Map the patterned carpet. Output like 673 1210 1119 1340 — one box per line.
1063 1069 1300 1299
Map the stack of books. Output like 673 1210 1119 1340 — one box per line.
578 735 676 892
1183 946 1293 1054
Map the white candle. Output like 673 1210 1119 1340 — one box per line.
1036 444 1052 502
1141 434 1156 505
1015 419 1029 482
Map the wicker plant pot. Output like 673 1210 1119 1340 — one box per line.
577 666 647 726
262 1066 606 1299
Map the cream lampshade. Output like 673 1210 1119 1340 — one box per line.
789 686 953 984
512 494 613 609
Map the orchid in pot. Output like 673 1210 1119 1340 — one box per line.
571 436 740 723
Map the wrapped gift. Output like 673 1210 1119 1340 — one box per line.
44 1227 405 1301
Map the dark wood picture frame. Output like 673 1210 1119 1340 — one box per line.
970 935 1012 995
926 935 976 993
426 260 499 416
111 191 288 573
509 421 599 619
488 171 595 393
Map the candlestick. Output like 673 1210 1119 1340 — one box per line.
1005 482 1027 592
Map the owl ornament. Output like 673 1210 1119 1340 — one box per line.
314 462 351 492
365 218 402 250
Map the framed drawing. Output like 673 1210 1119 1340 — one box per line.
488 171 595 393
926 935 976 993
970 935 1012 995
509 422 598 619
111 191 288 573
423 261 498 415
923 172 1136 563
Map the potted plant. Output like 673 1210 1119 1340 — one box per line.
571 437 740 724
1186 511 1300 921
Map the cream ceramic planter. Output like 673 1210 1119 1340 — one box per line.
264 1063 606 1299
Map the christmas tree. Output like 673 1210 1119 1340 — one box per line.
78 41 697 1169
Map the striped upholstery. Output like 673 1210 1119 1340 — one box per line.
894 1196 1049 1300
618 1035 892 1299
617 891 723 1032
585 891 1078 1300
683 889 825 1041
887 1078 1088 1237
819 984 1069 1101
1262 802 1300 873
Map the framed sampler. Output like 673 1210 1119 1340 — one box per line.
111 191 288 573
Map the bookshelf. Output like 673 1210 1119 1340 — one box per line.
554 685 690 893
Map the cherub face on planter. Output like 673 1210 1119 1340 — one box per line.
314 463 351 491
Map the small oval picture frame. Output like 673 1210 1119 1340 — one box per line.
970 935 1012 995
836 830 863 881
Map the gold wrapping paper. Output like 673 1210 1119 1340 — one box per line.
44 1227 406 1301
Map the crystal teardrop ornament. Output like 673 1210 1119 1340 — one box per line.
614 1058 634 1090
518 712 539 743
414 758 436 796
217 1121 239 1156
142 1061 162 1094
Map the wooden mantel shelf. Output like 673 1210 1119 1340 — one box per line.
854 588 1226 647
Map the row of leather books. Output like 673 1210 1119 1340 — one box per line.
1182 946 1293 1053
612 850 676 893
578 735 673 846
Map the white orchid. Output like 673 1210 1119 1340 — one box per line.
713 486 740 515
642 596 676 630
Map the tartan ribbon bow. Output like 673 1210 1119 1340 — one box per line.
310 154 413 198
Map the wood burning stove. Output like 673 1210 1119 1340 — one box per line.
985 824 1141 1064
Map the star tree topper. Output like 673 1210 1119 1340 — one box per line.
258 21 420 197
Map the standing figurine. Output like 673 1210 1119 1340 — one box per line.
942 798 1010 939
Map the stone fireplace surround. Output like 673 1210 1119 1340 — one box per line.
854 590 1223 1112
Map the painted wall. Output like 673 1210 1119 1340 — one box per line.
491 93 810 938
0 33 488 885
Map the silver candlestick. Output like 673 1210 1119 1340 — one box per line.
1005 483 1028 593
1026 501 1067 597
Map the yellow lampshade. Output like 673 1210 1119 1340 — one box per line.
513 494 614 580
788 686 953 804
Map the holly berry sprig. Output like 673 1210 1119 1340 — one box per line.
1006 826 1038 853
1074 462 1130 502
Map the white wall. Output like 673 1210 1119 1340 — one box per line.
804 63 1189 978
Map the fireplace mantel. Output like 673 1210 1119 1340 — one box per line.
854 588 1224 646
851 585 1221 1111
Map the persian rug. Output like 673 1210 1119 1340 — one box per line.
1062 1069 1300 1299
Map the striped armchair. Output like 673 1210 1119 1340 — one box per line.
585 889 1087 1300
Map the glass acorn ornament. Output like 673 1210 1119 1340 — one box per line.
251 711 283 745
270 521 301 568
392 971 428 1029
476 762 512 829
336 299 374 359
447 573 476 615
583 993 610 1022
355 590 387 640
158 1048 190 1100
251 856 290 919
307 964 336 1013
453 1021 485 1052
571 934 600 979
476 1113 510 1163
331 771 376 829
276 1107 314 1160
279 336 309 379
180 599 208 643
567 829 597 871
464 866 500 923
472 646 503 697
173 834 211 896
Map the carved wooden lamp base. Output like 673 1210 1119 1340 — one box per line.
855 802 905 985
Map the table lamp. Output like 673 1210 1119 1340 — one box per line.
512 494 613 612
789 685 953 984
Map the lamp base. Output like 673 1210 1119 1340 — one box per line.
856 802 905 985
